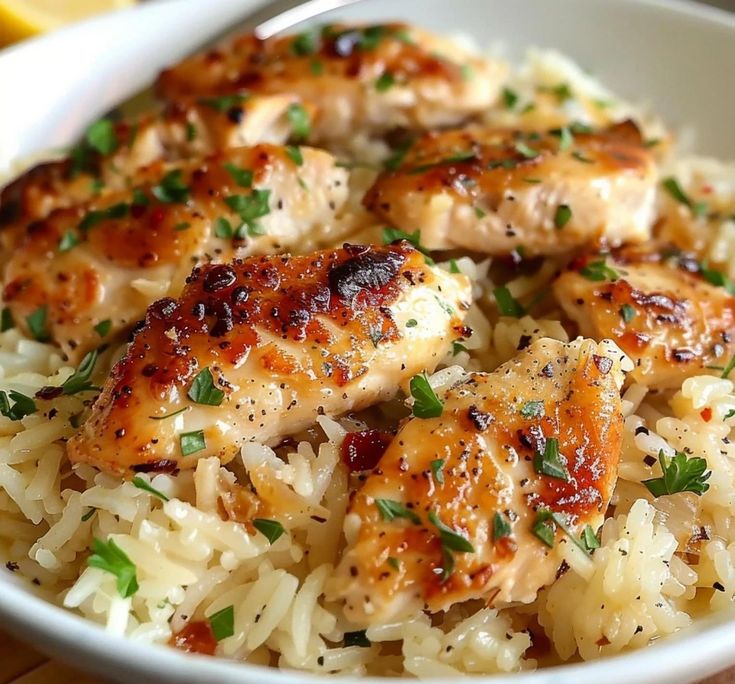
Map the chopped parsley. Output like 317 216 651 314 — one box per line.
344 630 371 648
642 450 711 497
253 518 285 544
291 27 320 55
493 286 525 317
148 407 189 421
287 103 310 141
58 230 80 252
428 510 475 583
81 507 96 522
502 87 519 109
78 202 129 232
430 458 445 485
131 188 149 207
197 94 247 113
387 556 400 571
581 525 600 551
409 373 443 418
185 122 197 142
556 126 573 151
409 150 475 174
174 222 191 232
531 510 557 548
152 170 189 204
208 605 234 641
554 204 572 229
405 319 418 328
61 349 99 395
721 353 735 379
26 306 50 342
225 189 271 237
493 512 511 541
579 259 619 282
131 476 169 502
1 308 14 332
452 341 468 356
0 390 36 421
514 142 539 159
375 72 395 92
179 430 206 457
697 261 735 295
286 146 303 166
310 57 324 75
223 162 253 188
572 150 594 164
87 537 138 598
384 138 414 171
214 217 235 239
543 82 573 102
662 177 708 217
533 437 570 481
381 226 434 263
375 498 421 524
187 367 225 406
85 118 118 155
519 400 544 419
618 303 637 324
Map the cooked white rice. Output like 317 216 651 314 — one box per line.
1 45 735 678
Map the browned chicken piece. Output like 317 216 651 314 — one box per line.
0 94 305 238
155 23 506 144
552 249 735 389
364 120 657 257
2 144 348 362
329 337 627 625
67 243 471 476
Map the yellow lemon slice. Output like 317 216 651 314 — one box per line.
0 0 136 47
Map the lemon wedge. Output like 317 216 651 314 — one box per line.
0 0 136 47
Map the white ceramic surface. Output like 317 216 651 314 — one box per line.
1 0 735 682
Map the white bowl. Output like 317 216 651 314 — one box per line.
1 0 735 682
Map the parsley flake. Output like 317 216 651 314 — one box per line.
431 458 445 485
515 142 539 158
579 259 619 282
409 373 443 418
131 476 169 502
253 518 285 544
554 204 572 229
1 308 14 332
187 367 225 406
493 512 511 541
61 349 99 395
642 450 711 497
493 286 525 317
85 119 118 155
662 177 708 217
152 170 189 204
286 146 304 166
375 498 421 524
87 537 138 598
619 303 637 324
533 437 570 481
26 306 50 342
520 400 544 419
287 103 310 141
428 510 475 583
180 430 206 457
225 189 271 237
502 87 519 109
0 390 36 421
209 605 234 641
375 72 395 92
581 525 600 551
198 94 247 113
223 163 253 188
58 230 80 252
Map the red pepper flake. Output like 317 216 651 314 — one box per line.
171 620 217 656
341 429 393 472
700 407 712 422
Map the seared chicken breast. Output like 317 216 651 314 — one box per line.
364 121 657 256
67 243 471 476
3 144 347 361
155 23 506 144
0 95 303 236
330 337 627 625
553 249 735 388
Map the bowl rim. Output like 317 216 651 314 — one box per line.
2 0 735 682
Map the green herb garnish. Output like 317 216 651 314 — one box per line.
375 72 395 92
253 518 285 544
533 437 570 481
85 119 118 155
502 87 518 109
579 259 619 282
0 390 36 421
642 450 711 497
26 306 50 342
152 170 189 204
58 230 79 252
1 308 14 332
187 367 225 406
431 459 445 485
61 349 98 395
520 400 544 419
409 373 443 418
493 286 525 317
286 146 304 166
493 512 511 541
287 103 310 141
619 304 637 324
225 189 271 237
198 94 247 113
223 162 253 188
554 204 572 229
375 498 421 524
131 476 170 502
87 537 138 598
180 430 206 457
208 605 234 641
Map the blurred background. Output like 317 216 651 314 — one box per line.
0 0 733 48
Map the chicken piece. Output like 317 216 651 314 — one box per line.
2 144 347 362
155 23 505 144
329 337 627 625
364 120 656 256
67 242 471 476
553 249 735 389
0 94 304 236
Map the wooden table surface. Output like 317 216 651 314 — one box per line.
1 627 733 683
